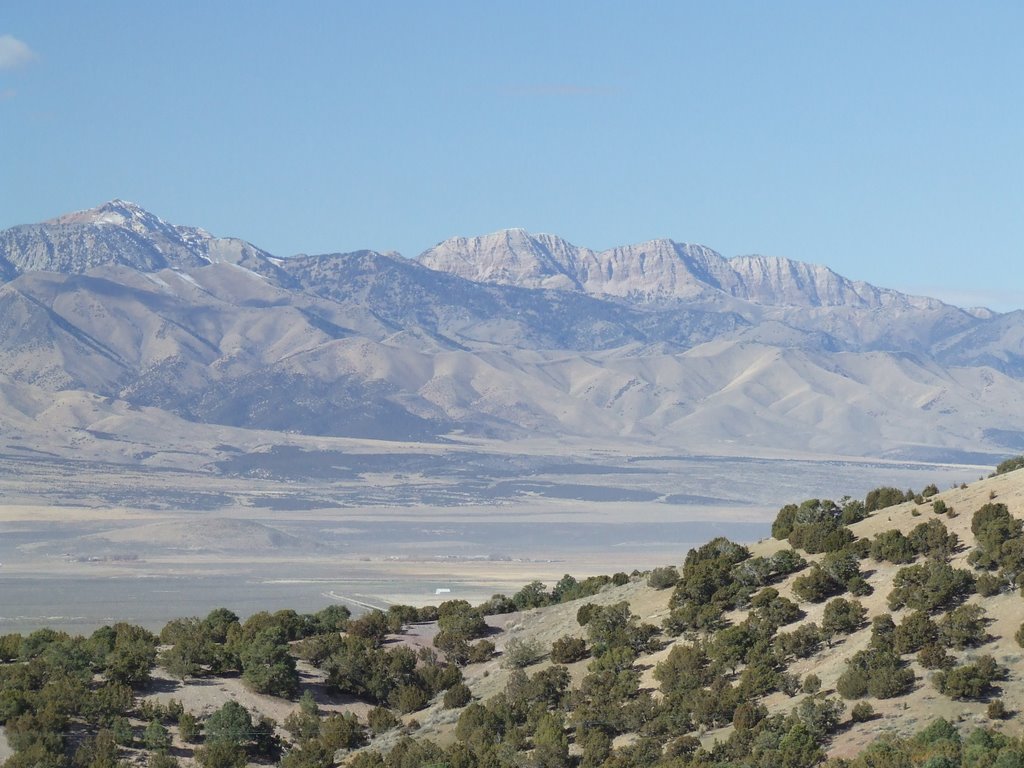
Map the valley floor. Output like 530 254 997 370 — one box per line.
0 446 982 635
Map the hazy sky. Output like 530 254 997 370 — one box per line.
3 2 1022 309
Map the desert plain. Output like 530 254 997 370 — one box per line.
0 435 983 636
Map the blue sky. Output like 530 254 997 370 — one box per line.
3 2 1022 309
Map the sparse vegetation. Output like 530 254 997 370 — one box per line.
6 472 1024 768
993 455 1024 476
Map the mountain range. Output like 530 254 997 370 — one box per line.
1 200 1022 468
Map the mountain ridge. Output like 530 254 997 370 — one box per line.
1 201 962 313
417 228 948 312
1 200 1022 464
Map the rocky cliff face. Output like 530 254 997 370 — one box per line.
417 228 590 291
418 231 943 310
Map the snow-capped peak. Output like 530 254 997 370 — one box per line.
50 199 179 238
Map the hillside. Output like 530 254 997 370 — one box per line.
345 461 1024 766
5 463 1024 767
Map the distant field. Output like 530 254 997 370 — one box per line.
0 446 983 635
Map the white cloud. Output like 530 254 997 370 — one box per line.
0 35 36 70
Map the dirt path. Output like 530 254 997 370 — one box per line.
0 726 11 764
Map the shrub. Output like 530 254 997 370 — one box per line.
467 639 495 663
366 706 399 735
782 499 856 554
917 643 954 670
1016 622 1024 648
501 637 544 669
887 560 975 612
204 701 252 747
732 701 768 731
663 537 755 634
908 519 959 559
773 503 799 539
238 628 299 698
178 712 200 743
837 649 913 699
344 610 390 644
586 601 659 655
149 754 181 768
144 719 171 754
0 634 20 663
654 643 715 695
794 696 845 740
750 591 802 630
577 603 598 626
934 655 1007 699
802 674 821 694
662 602 726 635
511 581 551 610
195 741 246 768
436 600 488 640
869 614 896 649
892 611 938 655
969 503 1024 585
319 712 366 752
312 604 350 633
477 594 515 615
821 550 862 583
792 564 843 603
976 573 1007 596
770 548 809 575
433 630 470 665
840 497 868 525
442 682 472 709
865 487 911 512
779 672 801 697
776 623 823 660
939 604 989 649
847 576 873 596
822 598 866 637
550 635 588 664
648 566 679 589
791 522 855 555
871 529 917 564
390 684 428 714
850 702 875 723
